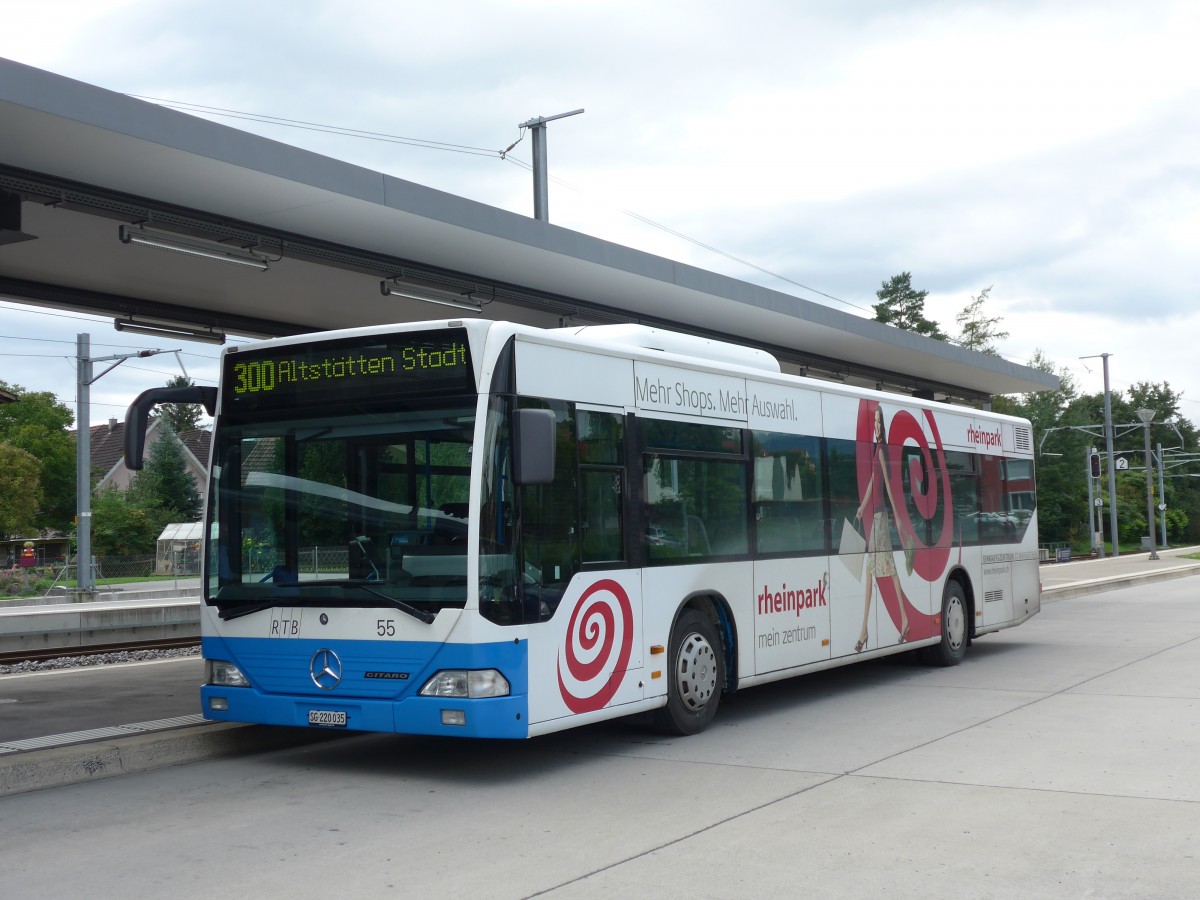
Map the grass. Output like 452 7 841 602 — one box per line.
0 571 195 601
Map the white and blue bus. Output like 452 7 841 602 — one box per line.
126 319 1040 738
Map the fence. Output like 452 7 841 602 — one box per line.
97 555 157 579
2 555 161 599
71 546 353 583
42 556 158 594
3 544 400 599
1038 541 1072 562
242 546 350 578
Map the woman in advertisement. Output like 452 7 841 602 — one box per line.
854 405 909 652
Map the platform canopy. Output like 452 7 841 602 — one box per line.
0 57 1056 403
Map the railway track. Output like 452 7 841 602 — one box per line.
0 637 200 668
0 595 201 666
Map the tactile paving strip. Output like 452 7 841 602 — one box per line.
0 714 209 754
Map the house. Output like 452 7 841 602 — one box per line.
2 535 71 568
85 417 211 496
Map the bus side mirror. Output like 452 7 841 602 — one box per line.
512 408 556 485
124 386 218 470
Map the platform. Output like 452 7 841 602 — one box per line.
1037 543 1200 597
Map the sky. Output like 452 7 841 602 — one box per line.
2 0 1199 433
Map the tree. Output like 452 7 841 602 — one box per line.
1002 357 1200 548
158 374 206 434
1126 381 1186 426
0 443 42 538
994 349 1077 427
954 286 1009 355
131 425 202 521
90 487 167 557
872 272 946 339
0 381 76 532
1118 381 1197 543
999 351 1092 546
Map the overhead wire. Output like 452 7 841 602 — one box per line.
0 306 244 358
501 160 868 314
130 95 509 158
0 307 219 414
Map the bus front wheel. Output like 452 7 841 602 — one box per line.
652 609 723 735
922 580 968 667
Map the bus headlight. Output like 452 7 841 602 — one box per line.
206 659 250 687
419 669 510 698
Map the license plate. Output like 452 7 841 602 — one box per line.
308 709 347 727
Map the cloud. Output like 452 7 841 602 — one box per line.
3 0 1200 425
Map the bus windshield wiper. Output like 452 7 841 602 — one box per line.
221 602 281 621
338 582 437 624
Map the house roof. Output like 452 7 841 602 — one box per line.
177 429 212 470
88 418 129 481
75 418 211 487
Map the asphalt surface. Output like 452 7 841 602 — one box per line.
2 565 1199 898
0 656 203 743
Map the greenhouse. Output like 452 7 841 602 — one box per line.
156 522 203 576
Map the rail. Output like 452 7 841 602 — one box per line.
0 636 198 667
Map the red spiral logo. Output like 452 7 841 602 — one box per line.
857 401 954 641
885 409 953 578
557 579 634 713
857 401 953 578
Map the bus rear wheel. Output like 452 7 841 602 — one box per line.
922 580 968 667
652 609 723 735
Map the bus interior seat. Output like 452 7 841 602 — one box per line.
756 517 800 554
795 501 825 550
685 515 711 556
349 535 387 580
433 515 468 544
710 520 748 555
397 546 469 586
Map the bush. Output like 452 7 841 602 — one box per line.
0 566 54 598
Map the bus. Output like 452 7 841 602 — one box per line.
125 319 1040 738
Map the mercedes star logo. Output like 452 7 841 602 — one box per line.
310 648 343 690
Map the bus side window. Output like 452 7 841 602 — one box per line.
579 410 626 565
519 399 579 618
644 458 687 560
754 505 801 554
685 514 711 555
581 469 623 563
825 438 859 551
979 455 1009 541
946 451 980 545
752 431 823 555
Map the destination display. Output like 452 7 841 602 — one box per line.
223 328 474 413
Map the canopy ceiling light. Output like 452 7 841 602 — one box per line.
380 279 483 313
119 223 269 271
114 318 227 345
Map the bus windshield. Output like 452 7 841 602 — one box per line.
207 402 476 619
